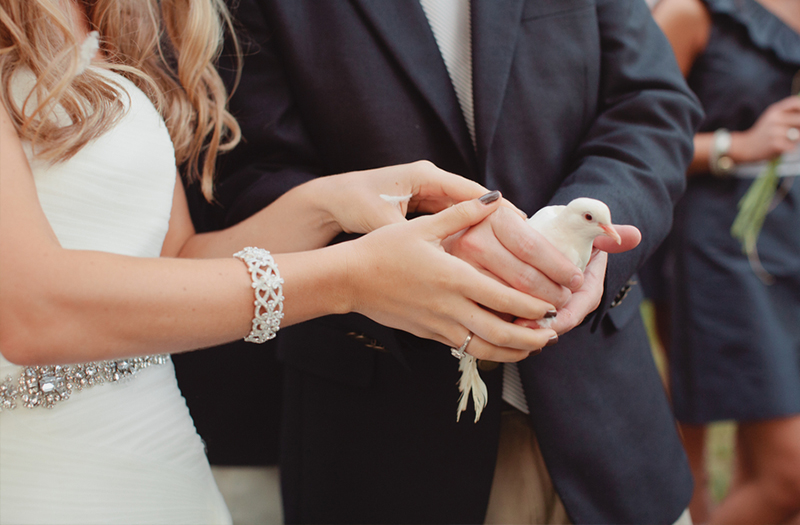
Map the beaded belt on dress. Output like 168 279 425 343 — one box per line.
0 355 169 411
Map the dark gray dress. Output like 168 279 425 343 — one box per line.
669 0 800 424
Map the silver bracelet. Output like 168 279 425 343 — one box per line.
233 247 284 343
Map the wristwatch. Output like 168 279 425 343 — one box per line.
710 128 735 177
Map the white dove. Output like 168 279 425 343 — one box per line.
527 197 622 271
456 197 622 423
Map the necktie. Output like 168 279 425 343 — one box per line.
419 0 475 146
420 0 530 415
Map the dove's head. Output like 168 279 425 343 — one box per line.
564 198 622 245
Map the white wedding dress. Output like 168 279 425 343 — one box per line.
0 68 232 525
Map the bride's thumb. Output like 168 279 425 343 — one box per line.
425 191 501 238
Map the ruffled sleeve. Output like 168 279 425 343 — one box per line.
703 0 800 66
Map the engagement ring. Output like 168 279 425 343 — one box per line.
450 332 473 359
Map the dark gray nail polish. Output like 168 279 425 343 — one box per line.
545 335 558 347
479 190 500 205
544 310 557 319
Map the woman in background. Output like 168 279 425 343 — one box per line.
654 0 800 522
0 1 567 523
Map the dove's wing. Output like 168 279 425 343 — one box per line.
526 205 588 268
526 204 563 231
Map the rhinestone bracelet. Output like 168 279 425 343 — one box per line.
233 247 284 344
0 355 169 411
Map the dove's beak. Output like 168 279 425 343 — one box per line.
601 223 622 245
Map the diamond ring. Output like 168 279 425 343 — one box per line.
788 127 800 142
450 332 473 359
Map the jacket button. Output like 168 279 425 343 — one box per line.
346 332 386 351
610 278 636 308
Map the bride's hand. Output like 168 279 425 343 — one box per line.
343 192 558 361
313 160 506 235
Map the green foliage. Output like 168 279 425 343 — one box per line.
730 158 780 257
707 422 736 503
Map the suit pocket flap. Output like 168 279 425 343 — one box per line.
277 314 382 387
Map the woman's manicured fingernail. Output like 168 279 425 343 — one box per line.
544 310 557 319
529 348 542 356
479 190 500 205
545 335 558 347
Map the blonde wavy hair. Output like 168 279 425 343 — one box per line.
0 0 240 201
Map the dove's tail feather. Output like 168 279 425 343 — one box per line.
456 355 488 423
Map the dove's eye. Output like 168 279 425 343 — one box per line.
584 213 593 221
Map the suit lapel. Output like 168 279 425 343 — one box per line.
350 0 476 170
472 0 525 168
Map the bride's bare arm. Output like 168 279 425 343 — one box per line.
0 105 556 366
173 160 495 257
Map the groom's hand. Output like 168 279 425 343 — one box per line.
441 206 583 309
513 225 641 334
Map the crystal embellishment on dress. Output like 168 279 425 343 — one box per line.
0 355 169 411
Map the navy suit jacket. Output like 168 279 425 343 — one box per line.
199 0 704 523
